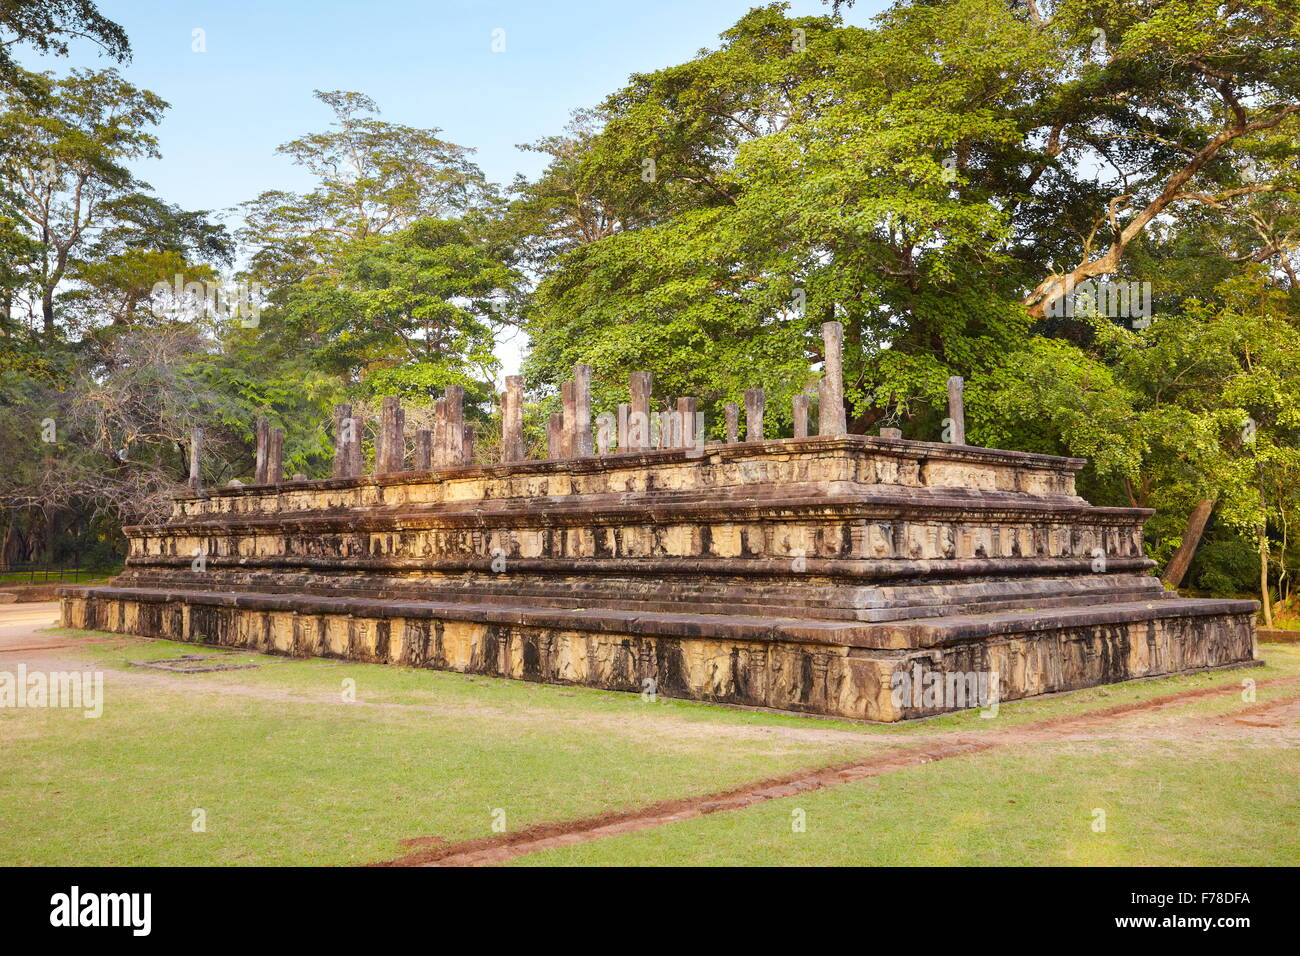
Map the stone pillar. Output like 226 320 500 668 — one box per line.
596 413 613 454
376 396 405 475
617 404 630 451
414 429 432 470
462 424 474 466
332 404 359 479
438 386 464 466
818 320 847 436
349 416 364 478
628 371 653 451
946 375 966 445
501 375 525 463
574 364 593 456
431 399 445 467
547 412 564 458
744 389 765 442
676 397 696 449
792 394 809 439
725 403 739 444
561 380 576 457
188 427 203 492
880 427 903 439
266 427 285 484
254 416 269 484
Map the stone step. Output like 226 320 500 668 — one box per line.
61 585 1256 652
112 569 1168 622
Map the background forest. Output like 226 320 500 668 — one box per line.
1 0 1298 622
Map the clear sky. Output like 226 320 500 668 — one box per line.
17 0 886 373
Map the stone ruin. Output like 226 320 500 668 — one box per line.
59 323 1259 720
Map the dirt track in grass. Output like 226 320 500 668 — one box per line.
377 676 1300 867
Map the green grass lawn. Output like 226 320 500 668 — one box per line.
1 629 1296 866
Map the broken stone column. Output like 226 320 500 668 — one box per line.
547 412 564 458
332 404 360 479
792 394 809 439
437 386 465 467
676 397 696 449
561 381 576 457
501 375 525 463
266 427 285 484
432 398 445 468
617 404 630 451
376 396 405 475
818 321 847 436
946 375 966 445
414 429 432 470
462 424 475 466
254 416 269 484
880 427 903 439
725 403 739 444
574 364 593 456
596 413 613 454
188 427 203 492
628 371 653 451
744 389 765 442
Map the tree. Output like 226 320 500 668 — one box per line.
1015 0 1300 318
0 68 165 339
518 2 1055 432
240 90 494 291
974 273 1300 593
0 0 128 87
277 216 514 402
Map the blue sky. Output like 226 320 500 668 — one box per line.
18 0 885 372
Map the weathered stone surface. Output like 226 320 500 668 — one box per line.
254 417 269 484
376 396 405 475
547 413 564 459
436 387 465 468
188 427 203 492
574 364 593 456
266 427 284 484
414 429 432 470
818 321 847 436
60 436 1258 720
501 375 525 463
560 381 576 457
332 404 360 479
947 375 967 446
792 394 809 439
744 389 764 442
628 372 653 451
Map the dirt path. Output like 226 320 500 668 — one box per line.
376 676 1300 867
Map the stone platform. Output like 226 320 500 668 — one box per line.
58 435 1258 720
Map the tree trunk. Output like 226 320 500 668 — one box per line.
1161 497 1216 589
42 286 56 341
1259 527 1274 629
